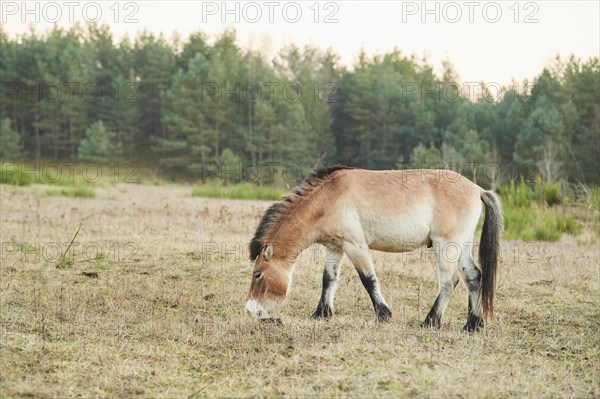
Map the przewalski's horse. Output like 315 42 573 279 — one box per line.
245 165 503 331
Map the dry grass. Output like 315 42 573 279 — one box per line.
1 183 598 398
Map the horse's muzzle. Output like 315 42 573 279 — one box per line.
245 299 267 318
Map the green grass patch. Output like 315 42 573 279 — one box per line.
499 180 564 208
37 172 88 186
498 181 585 242
192 182 284 201
590 186 600 210
0 163 33 186
8 241 40 256
503 206 581 242
45 186 96 198
56 254 74 269
499 181 534 208
538 182 561 206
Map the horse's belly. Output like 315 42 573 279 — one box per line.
363 213 431 253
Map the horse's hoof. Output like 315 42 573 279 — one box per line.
311 305 333 320
420 318 441 329
375 305 392 323
462 317 484 332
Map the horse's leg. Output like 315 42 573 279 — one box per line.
459 246 485 332
311 249 344 319
343 242 392 322
421 240 460 329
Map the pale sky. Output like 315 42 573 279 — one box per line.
2 1 599 86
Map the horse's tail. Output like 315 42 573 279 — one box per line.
479 191 503 319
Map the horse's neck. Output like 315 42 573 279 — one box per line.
270 201 321 261
270 222 313 261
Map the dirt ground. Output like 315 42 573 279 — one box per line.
1 183 598 397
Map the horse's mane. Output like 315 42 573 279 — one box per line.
249 164 354 260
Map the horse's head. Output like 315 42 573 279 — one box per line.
245 243 292 318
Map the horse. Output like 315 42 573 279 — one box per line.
245 165 503 331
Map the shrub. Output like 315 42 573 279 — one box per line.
538 182 562 206
499 181 533 208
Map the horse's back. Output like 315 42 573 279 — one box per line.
336 168 482 210
324 169 484 250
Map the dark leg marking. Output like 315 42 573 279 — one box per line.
359 273 392 322
421 296 442 329
462 263 484 332
311 269 335 319
422 273 460 329
463 297 484 332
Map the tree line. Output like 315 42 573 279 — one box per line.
1 24 598 185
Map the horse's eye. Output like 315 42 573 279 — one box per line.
253 271 263 280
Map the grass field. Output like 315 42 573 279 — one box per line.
1 183 599 398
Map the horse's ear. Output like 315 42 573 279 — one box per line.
264 243 273 261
